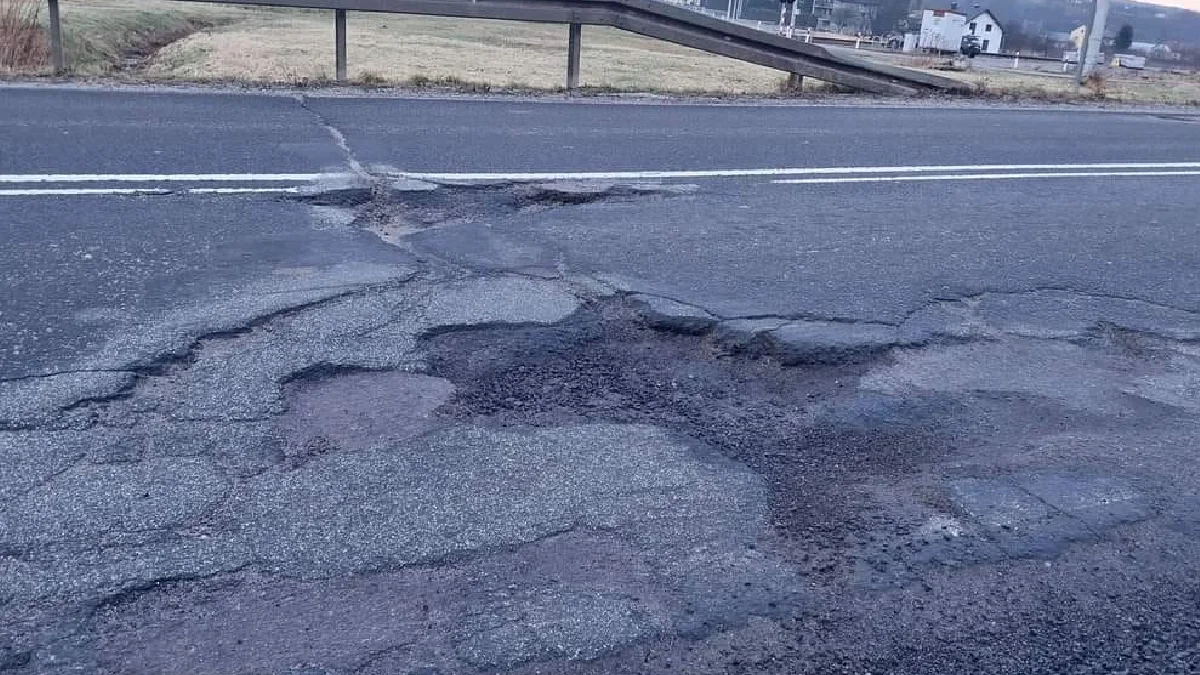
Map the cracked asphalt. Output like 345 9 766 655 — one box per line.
2 86 1200 674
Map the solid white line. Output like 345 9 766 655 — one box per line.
188 187 301 194
3 163 1198 195
3 163 1199 186
771 170 1200 185
0 173 344 184
396 162 1200 182
0 188 172 196
0 187 300 196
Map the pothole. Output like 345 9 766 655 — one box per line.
291 180 698 245
421 300 957 556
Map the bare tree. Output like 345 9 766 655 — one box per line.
1115 24 1134 52
871 0 909 35
831 4 861 32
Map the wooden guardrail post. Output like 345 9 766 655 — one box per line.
335 8 348 81
566 23 582 90
46 0 66 74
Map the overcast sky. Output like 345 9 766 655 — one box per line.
1145 0 1199 10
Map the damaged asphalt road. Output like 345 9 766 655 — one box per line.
3 89 1200 674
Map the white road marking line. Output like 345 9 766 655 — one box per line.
772 170 1200 185
395 162 1200 182
1 162 1198 196
0 188 172 196
189 187 301 194
0 173 343 184
0 187 301 196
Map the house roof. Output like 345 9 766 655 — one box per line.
924 8 966 16
968 9 1004 33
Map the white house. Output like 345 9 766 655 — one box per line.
1070 24 1088 49
965 10 1004 54
918 8 967 52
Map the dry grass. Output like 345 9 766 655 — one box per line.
19 0 251 74
895 55 953 70
145 11 786 93
0 0 49 70
941 67 1200 105
854 49 1200 104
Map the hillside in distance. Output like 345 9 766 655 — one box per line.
938 0 1200 43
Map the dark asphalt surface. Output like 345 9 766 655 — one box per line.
5 87 1200 175
0 195 405 379
2 85 1200 675
0 89 343 174
413 175 1200 320
312 96 1200 171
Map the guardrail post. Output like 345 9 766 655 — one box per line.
335 9 347 81
46 0 65 74
566 23 582 90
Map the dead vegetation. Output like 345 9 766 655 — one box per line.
1082 72 1107 98
0 0 48 70
944 66 1200 105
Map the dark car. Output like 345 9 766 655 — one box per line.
961 34 982 57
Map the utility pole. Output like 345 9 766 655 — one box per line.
1076 0 1110 83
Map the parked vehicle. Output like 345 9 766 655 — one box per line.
960 34 981 58
1113 53 1146 69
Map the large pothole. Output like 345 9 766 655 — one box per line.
422 302 959 560
410 298 1200 675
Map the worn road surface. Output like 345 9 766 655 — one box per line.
2 85 1199 675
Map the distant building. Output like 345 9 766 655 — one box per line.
918 8 966 52
1127 40 1174 58
1070 24 1088 49
965 10 1003 54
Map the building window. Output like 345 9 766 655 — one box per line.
969 22 977 31
984 24 992 32
982 39 990 50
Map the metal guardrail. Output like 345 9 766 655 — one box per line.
42 0 968 95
